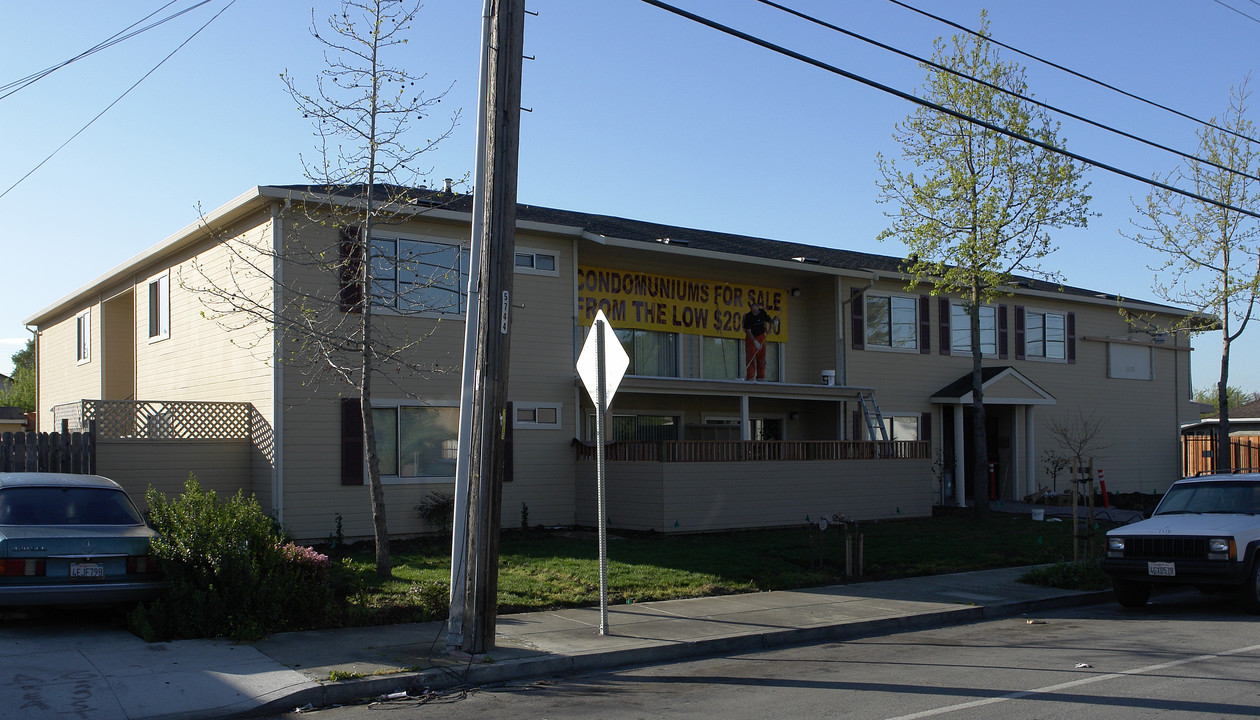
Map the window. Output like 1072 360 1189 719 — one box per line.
371 405 460 479
370 235 469 315
1026 310 1066 359
147 271 170 342
881 415 920 442
514 403 562 428
950 303 996 355
75 309 91 364
514 249 558 275
616 328 677 377
866 294 918 350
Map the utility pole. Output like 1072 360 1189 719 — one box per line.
452 0 526 656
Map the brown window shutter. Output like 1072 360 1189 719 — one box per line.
850 288 864 350
919 295 931 354
341 397 364 486
998 305 1009 359
1067 312 1076 364
919 412 932 442
339 226 364 313
1014 306 1026 361
938 298 951 355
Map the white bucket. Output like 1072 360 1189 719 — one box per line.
1031 509 1045 521
821 370 836 386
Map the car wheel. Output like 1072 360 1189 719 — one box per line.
1243 562 1260 614
1113 578 1151 608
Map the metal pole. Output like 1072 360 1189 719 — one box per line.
595 319 610 635
446 0 494 652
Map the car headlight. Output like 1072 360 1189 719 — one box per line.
1107 537 1125 557
1208 538 1235 560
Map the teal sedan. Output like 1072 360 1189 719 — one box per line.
0 473 164 606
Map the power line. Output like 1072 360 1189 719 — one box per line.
0 0 237 200
1211 0 1260 25
885 0 1260 147
636 0 1260 222
755 0 1260 185
0 1 214 102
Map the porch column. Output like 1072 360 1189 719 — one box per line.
740 394 751 441
1025 405 1037 498
953 404 966 507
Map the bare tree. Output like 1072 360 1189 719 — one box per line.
1124 79 1260 473
1048 409 1107 475
184 0 461 576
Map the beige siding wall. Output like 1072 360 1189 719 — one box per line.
843 278 1197 496
97 439 252 511
577 458 933 532
36 307 102 430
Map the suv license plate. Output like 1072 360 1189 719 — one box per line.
70 563 105 579
1148 562 1176 577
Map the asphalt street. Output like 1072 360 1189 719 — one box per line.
270 590 1260 720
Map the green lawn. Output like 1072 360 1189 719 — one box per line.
325 512 1111 626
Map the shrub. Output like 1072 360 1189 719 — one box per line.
415 491 455 533
129 476 334 641
1019 559 1110 591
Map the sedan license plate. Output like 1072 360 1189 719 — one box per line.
1147 561 1176 577
70 563 105 579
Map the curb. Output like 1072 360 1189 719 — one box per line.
247 590 1113 716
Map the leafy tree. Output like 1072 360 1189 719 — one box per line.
0 338 35 412
183 0 460 576
1193 385 1259 416
875 13 1092 515
1125 79 1260 470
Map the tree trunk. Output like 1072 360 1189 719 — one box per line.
1217 336 1232 474
362 202 390 577
969 293 989 517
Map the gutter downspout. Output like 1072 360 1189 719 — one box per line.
271 200 287 525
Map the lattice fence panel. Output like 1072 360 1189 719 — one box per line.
83 400 251 440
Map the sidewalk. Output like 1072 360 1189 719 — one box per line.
0 566 1112 720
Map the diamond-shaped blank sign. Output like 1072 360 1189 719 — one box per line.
577 309 629 409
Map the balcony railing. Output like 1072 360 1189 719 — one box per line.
574 439 930 462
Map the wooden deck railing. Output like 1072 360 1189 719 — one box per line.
573 439 930 462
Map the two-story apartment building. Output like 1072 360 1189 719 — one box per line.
24 185 1201 541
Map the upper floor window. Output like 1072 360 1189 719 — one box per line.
950 303 996 356
147 271 170 342
370 235 469 315
616 328 677 377
866 294 918 350
75 309 91 364
514 249 558 276
1026 310 1066 360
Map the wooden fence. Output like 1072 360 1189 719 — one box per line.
0 423 97 474
1181 434 1260 476
574 439 931 463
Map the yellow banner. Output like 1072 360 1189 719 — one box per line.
576 266 788 341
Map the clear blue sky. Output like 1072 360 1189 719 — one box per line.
2 0 1256 395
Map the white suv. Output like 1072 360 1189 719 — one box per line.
1102 473 1260 612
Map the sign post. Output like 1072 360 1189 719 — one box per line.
576 310 628 635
